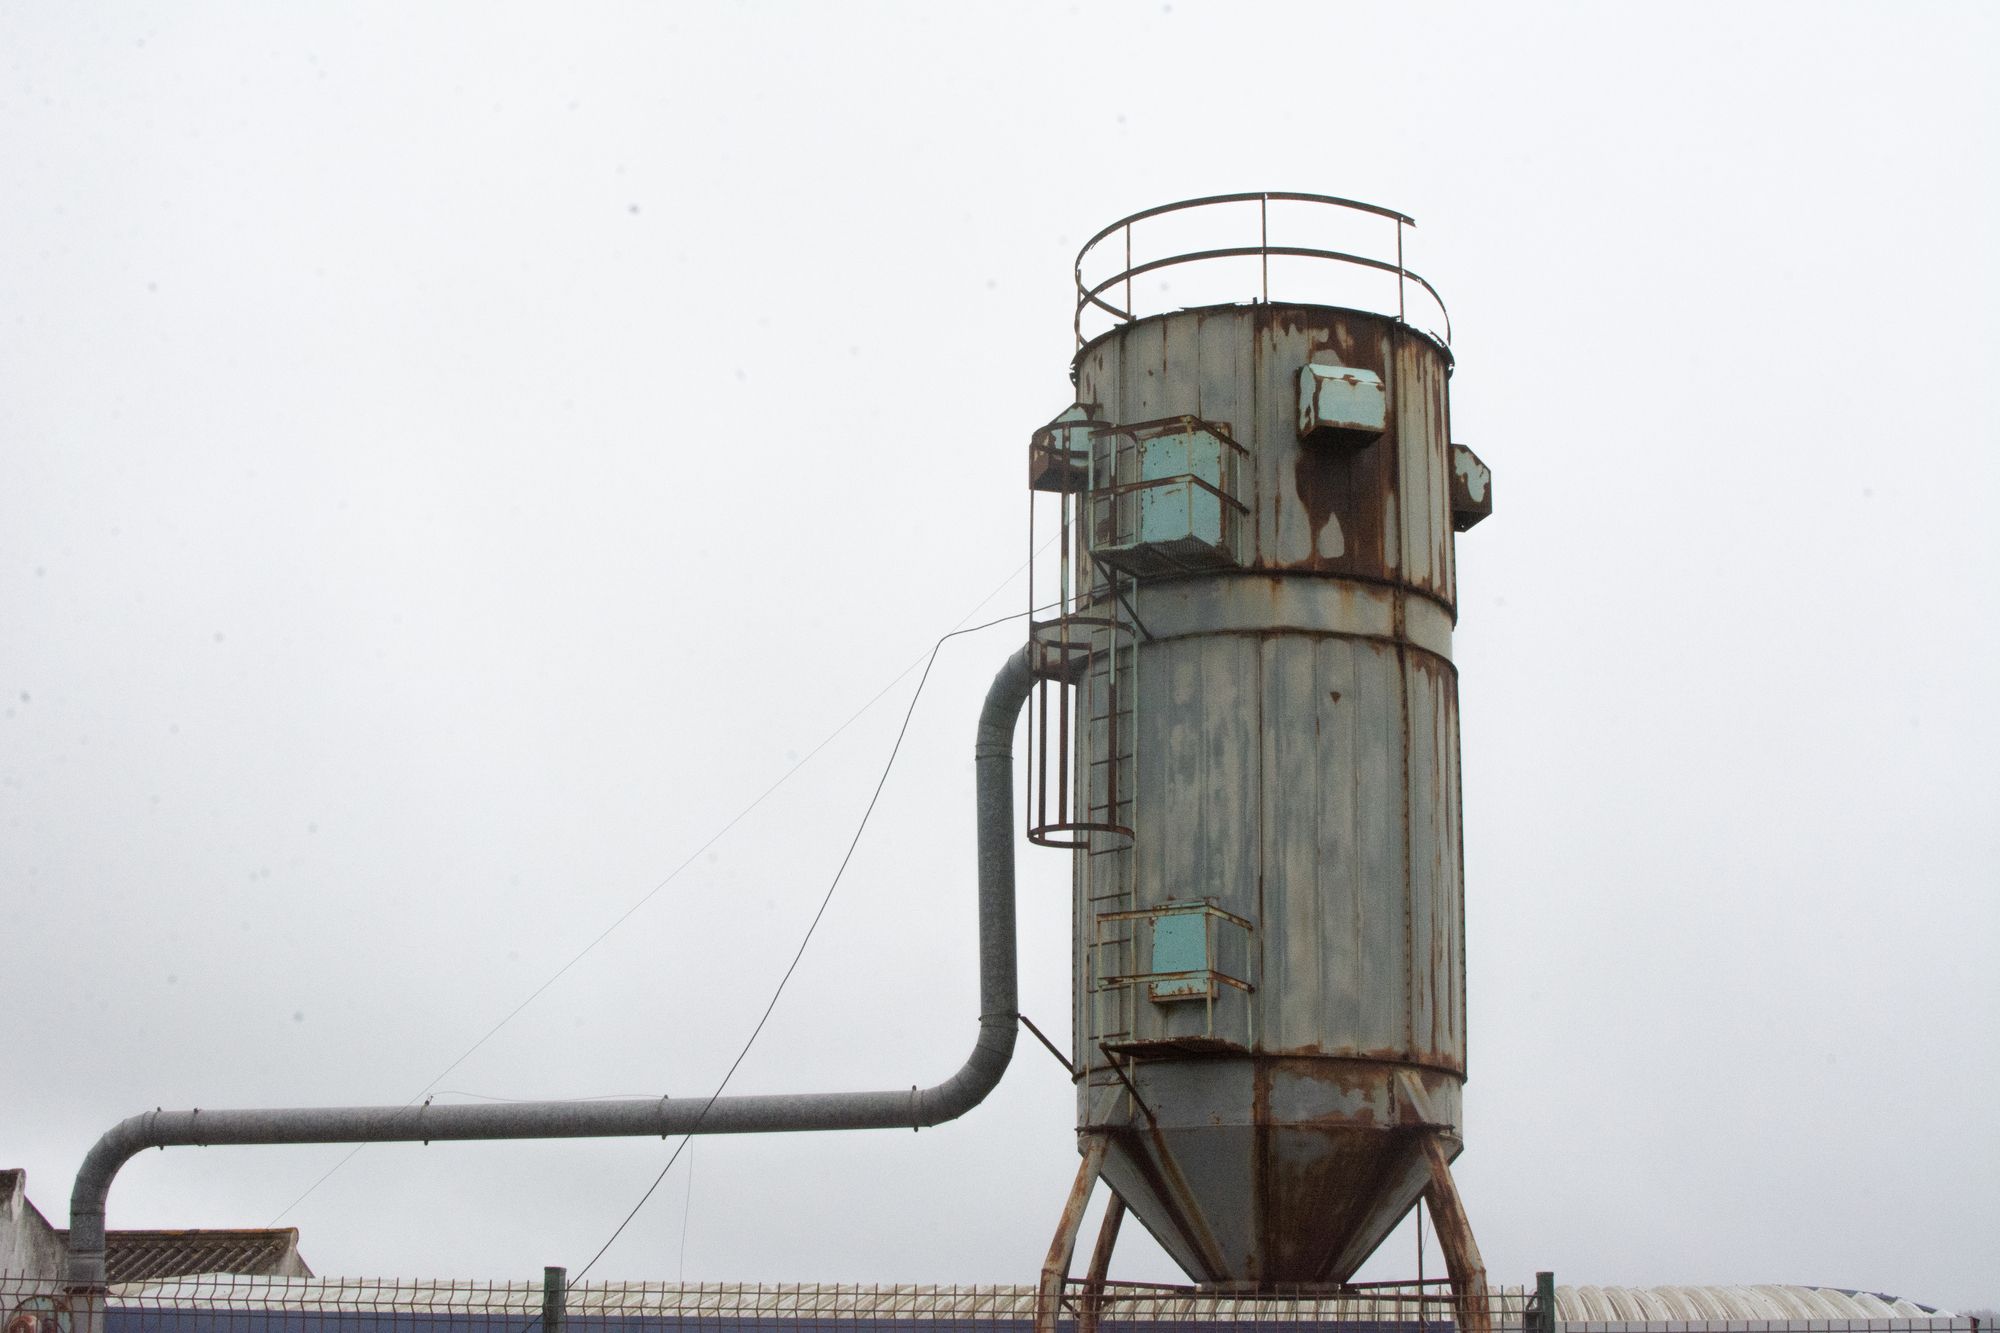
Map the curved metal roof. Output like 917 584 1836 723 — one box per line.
1559 1285 1945 1321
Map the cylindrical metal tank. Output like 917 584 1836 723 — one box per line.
1034 196 1490 1287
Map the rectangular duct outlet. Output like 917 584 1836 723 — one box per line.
1450 441 1493 530
1030 404 1101 493
1092 901 1256 1050
1148 910 1211 1001
1297 362 1387 446
1089 420 1247 576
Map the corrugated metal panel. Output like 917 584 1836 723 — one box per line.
1558 1286 1947 1323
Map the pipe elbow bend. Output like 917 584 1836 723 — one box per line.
918 1029 1015 1126
73 1112 160 1203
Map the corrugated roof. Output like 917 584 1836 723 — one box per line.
1559 1285 1944 1322
54 1228 311 1283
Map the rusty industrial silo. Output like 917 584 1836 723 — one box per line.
1025 194 1494 1325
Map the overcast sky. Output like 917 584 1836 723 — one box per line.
2 0 1995 1316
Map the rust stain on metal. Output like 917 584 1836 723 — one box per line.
1273 311 1403 582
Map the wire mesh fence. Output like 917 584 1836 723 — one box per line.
0 1278 1979 1333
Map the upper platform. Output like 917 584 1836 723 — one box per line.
1074 192 1451 351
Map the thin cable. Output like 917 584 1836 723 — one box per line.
265 550 1055 1228
264 664 916 1223
564 604 1038 1283
261 670 911 1224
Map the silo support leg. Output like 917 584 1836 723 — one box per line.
1076 1191 1127 1333
1035 1135 1107 1333
1419 1134 1490 1333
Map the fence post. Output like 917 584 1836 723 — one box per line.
543 1265 567 1333
1536 1271 1558 1333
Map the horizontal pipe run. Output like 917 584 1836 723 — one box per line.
67 646 1038 1289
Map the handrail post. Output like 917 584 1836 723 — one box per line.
1123 223 1132 323
1260 192 1269 303
1395 217 1406 322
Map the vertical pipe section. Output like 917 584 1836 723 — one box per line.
66 648 1038 1290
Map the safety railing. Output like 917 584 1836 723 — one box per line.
1074 192 1451 350
0 1275 1978 1333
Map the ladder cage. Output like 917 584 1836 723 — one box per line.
1027 434 1138 851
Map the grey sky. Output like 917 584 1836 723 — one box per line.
2 0 1995 1314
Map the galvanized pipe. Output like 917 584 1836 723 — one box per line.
66 647 1036 1288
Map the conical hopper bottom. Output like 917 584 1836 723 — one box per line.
1097 1123 1439 1284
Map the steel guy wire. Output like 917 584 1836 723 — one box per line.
266 544 1056 1227
563 604 1045 1284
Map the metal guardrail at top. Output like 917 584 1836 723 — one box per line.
1073 192 1452 350
0 1275 1977 1332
